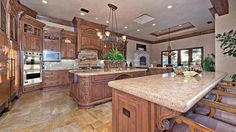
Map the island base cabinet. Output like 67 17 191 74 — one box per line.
112 89 180 132
112 89 149 132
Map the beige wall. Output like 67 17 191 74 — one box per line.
215 0 236 78
126 39 151 63
150 33 215 65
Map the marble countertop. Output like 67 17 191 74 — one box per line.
108 72 227 113
69 68 147 77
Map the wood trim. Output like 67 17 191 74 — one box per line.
151 25 195 37
210 0 229 16
37 15 74 27
15 0 38 18
153 29 215 44
209 7 216 18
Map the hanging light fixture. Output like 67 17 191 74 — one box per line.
97 4 127 45
163 28 176 56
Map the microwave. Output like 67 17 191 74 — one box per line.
43 51 61 62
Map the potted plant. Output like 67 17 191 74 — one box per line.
104 48 126 70
230 74 236 86
216 30 236 84
216 30 236 57
203 53 215 72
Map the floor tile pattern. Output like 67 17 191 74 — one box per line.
0 87 112 132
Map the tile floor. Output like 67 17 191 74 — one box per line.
0 87 112 132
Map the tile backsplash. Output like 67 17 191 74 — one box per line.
43 59 79 70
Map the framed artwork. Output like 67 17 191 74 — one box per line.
136 44 146 51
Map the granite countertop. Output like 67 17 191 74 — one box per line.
108 72 227 113
149 67 173 69
69 68 147 77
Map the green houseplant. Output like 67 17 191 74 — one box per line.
216 30 236 84
216 30 236 57
104 48 126 69
203 53 215 72
106 48 125 61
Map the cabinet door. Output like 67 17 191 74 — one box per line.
113 90 149 132
34 37 42 52
31 37 42 52
91 82 105 102
67 44 76 59
61 44 67 59
22 34 31 51
43 39 60 51
43 71 59 87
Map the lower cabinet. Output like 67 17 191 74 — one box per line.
70 71 146 108
43 70 69 88
112 89 150 132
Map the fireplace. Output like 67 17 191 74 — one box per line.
133 51 149 67
140 56 147 65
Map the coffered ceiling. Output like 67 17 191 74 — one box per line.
20 0 215 43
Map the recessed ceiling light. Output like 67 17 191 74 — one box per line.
42 0 48 4
80 12 85 16
167 5 173 9
137 29 140 32
95 17 98 20
106 20 109 24
124 26 128 29
178 24 182 26
152 24 156 26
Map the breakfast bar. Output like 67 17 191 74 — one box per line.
108 72 227 132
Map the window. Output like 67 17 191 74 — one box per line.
171 51 178 67
161 47 203 67
192 48 202 65
162 51 169 67
181 50 189 67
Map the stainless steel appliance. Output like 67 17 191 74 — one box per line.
43 50 61 62
23 51 42 86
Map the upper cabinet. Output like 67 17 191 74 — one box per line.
61 30 76 59
73 17 106 52
43 26 62 52
20 15 45 52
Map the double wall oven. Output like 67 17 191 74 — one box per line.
22 51 42 86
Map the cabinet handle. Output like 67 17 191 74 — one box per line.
123 108 130 118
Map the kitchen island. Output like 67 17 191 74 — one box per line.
108 72 227 132
69 68 147 108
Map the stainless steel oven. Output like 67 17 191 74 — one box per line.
43 50 61 62
23 70 42 86
22 51 42 86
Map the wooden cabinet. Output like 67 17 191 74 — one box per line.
69 70 146 108
112 90 150 132
20 15 45 52
43 70 69 88
147 67 173 75
61 30 76 59
73 17 105 52
43 26 62 51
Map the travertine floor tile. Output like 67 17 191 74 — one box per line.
0 87 112 132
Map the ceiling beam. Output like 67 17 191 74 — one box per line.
152 29 215 44
210 0 229 16
209 7 216 18
36 15 74 27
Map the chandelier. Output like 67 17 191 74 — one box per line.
163 28 176 56
96 4 127 45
